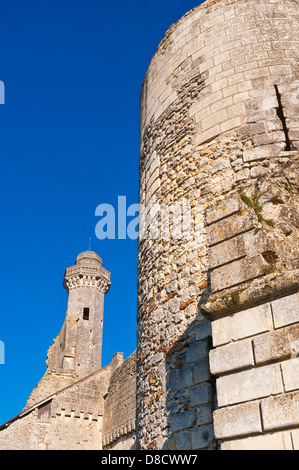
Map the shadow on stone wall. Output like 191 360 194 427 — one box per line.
163 282 218 450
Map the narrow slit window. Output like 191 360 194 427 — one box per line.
83 307 90 320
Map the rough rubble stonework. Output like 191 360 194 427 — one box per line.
0 0 299 451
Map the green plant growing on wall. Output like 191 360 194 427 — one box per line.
240 193 275 227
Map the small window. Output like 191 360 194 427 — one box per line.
83 307 90 320
37 401 52 420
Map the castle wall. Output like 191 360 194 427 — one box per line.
103 352 137 450
210 294 299 450
203 190 299 449
0 407 103 450
0 351 137 450
137 0 299 450
24 367 78 411
0 364 111 450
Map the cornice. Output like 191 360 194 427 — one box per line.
63 264 111 294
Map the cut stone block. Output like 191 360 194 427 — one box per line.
243 145 273 162
206 197 240 225
253 324 299 365
211 254 269 292
209 338 254 376
207 210 257 246
281 358 299 392
221 431 293 450
213 401 262 440
209 234 246 269
271 292 299 328
216 364 283 407
211 303 273 347
261 391 299 431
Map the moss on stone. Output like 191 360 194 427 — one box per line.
240 193 275 228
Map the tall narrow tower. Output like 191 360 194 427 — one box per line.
61 251 111 378
25 251 111 410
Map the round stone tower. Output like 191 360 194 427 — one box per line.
137 0 299 450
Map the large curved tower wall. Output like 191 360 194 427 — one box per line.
137 0 299 450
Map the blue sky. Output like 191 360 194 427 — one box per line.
0 0 201 425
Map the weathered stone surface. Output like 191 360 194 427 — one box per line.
271 292 299 328
243 146 273 162
172 409 196 433
221 431 293 450
211 254 269 292
193 359 211 385
103 352 136 449
176 431 192 450
190 383 213 407
195 322 211 341
209 234 246 269
281 358 299 392
202 271 299 319
186 339 209 364
206 197 240 226
191 424 215 450
197 405 213 426
209 338 254 376
176 366 193 389
253 324 299 365
261 391 299 431
216 364 283 407
213 401 262 440
207 210 257 247
211 303 273 347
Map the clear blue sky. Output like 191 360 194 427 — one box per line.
0 0 201 425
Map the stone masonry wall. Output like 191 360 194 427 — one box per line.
202 184 299 449
0 350 138 450
103 352 137 450
0 365 111 450
137 0 299 450
0 407 102 450
209 293 299 450
24 367 78 411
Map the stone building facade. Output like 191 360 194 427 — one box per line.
0 0 299 451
